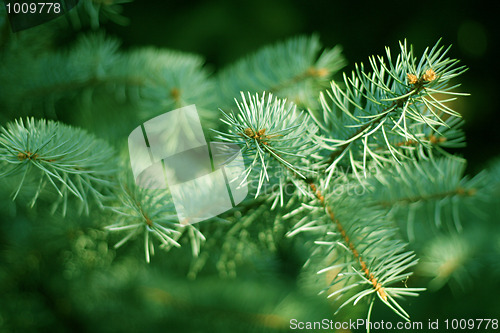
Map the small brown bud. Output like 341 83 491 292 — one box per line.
467 188 477 196
17 151 38 161
307 67 329 78
422 69 437 82
377 286 388 301
170 88 181 101
407 73 418 85
243 128 254 137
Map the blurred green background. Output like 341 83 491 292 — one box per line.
1 1 499 332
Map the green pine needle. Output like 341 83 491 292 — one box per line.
0 118 117 215
106 174 206 262
216 35 346 109
315 40 468 186
214 92 319 201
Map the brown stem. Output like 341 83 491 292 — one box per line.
376 186 477 207
308 182 388 301
326 70 435 166
17 150 57 163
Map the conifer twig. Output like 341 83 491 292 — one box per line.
308 182 388 301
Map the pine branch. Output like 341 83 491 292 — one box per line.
2 21 494 332
315 40 467 184
216 35 346 109
0 118 117 215
105 173 206 262
308 182 390 302
287 178 424 323
381 116 465 153
0 33 217 124
364 157 487 237
417 234 473 291
214 92 319 203
214 91 424 321
376 187 476 207
210 40 477 327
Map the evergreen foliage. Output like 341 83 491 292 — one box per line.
0 118 116 215
0 2 499 332
216 34 345 110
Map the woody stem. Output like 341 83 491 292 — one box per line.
308 181 388 301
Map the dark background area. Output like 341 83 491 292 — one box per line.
104 0 499 173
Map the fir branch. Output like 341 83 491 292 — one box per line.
315 40 467 184
364 157 487 237
308 182 390 303
382 116 465 151
214 92 319 201
417 234 473 291
1 33 128 113
0 118 116 215
0 33 217 123
105 175 206 262
288 180 424 323
376 186 476 207
216 35 346 109
133 47 217 121
214 93 425 321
